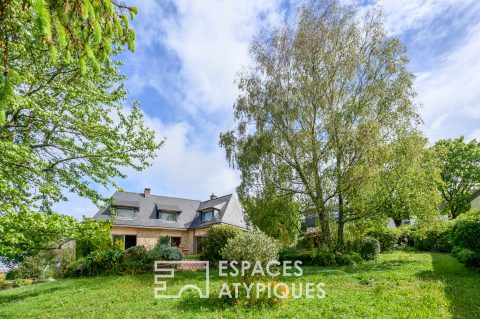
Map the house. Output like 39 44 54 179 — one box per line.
471 189 480 211
93 188 248 254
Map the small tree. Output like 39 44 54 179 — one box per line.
433 137 480 218
221 231 280 268
202 225 242 264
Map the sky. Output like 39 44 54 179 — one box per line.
54 0 480 219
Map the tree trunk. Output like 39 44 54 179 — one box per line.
337 193 345 253
393 219 402 227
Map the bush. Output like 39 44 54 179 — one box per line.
221 231 280 267
453 248 480 268
12 279 25 288
148 245 183 261
335 254 356 266
121 246 148 261
119 246 150 274
296 236 314 250
314 250 336 267
202 225 242 264
14 255 46 279
75 218 113 258
367 228 399 252
279 248 361 267
413 223 453 253
360 237 380 260
449 213 480 252
83 249 123 275
149 238 183 261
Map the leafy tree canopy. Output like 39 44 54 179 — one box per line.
241 187 301 247
433 137 480 218
0 212 112 263
220 0 419 251
0 1 162 214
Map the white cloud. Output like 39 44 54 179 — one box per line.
120 112 240 201
129 0 285 115
415 19 480 140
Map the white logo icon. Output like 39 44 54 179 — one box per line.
154 260 210 299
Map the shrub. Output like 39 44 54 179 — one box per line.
12 279 25 288
148 244 183 261
360 237 380 260
296 236 314 250
64 258 87 277
14 255 46 279
413 223 453 253
449 213 480 252
221 231 280 267
5 269 17 280
453 248 480 268
121 246 148 261
202 225 242 264
335 254 356 266
75 218 113 258
119 246 150 274
367 228 399 252
83 249 123 275
314 250 336 267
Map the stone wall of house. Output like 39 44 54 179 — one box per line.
110 226 217 254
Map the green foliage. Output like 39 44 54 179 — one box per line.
452 248 480 268
120 246 150 274
220 1 421 252
149 237 183 261
360 237 380 260
13 255 47 279
75 218 112 258
371 134 442 226
221 231 280 267
241 189 301 247
279 249 361 267
83 249 123 275
148 246 183 262
367 228 399 252
202 225 242 264
0 2 161 214
296 236 314 250
0 212 76 262
296 232 325 251
433 137 480 218
449 212 480 252
413 222 453 253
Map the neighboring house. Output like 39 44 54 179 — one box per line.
471 189 480 211
93 188 248 254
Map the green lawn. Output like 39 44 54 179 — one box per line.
1 251 479 319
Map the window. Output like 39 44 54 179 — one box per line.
115 207 136 219
158 211 177 222
201 209 214 221
112 235 137 250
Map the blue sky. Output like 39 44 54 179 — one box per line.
55 0 480 219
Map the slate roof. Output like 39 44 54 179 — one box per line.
93 190 248 230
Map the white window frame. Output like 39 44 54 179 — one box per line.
158 211 178 223
114 207 137 219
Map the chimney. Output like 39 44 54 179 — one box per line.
144 188 151 198
210 193 217 200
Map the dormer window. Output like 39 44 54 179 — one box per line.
115 207 136 219
158 211 178 222
201 209 214 221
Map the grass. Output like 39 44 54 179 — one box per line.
1 251 479 318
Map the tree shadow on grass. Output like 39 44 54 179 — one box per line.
417 253 480 319
0 286 66 304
